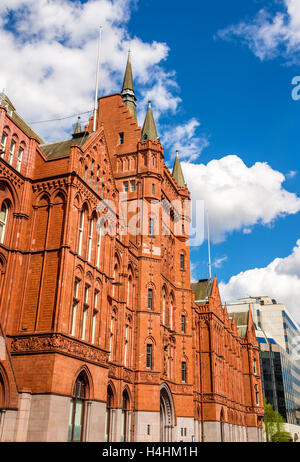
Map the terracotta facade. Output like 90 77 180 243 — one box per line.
0 64 264 441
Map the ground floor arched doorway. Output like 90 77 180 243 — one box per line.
160 384 174 442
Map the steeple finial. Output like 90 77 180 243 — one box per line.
172 151 186 188
73 116 82 137
141 100 159 141
121 50 137 120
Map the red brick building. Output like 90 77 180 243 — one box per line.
0 54 264 442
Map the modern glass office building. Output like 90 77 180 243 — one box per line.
227 297 300 428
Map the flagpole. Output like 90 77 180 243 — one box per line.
207 210 212 280
93 26 102 132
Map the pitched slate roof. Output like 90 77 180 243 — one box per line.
191 279 213 302
40 133 92 159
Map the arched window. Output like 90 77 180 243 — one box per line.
105 386 114 442
127 274 132 308
121 390 130 442
162 294 166 325
68 373 87 441
0 201 9 244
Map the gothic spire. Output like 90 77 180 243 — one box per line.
141 100 158 141
121 50 137 120
172 150 186 187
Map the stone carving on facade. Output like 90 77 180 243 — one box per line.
9 333 109 367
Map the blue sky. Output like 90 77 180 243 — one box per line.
0 0 300 320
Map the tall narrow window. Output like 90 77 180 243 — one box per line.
0 201 8 244
101 174 105 199
181 315 186 334
96 166 100 193
16 147 23 172
68 374 87 441
253 359 257 375
180 253 184 270
124 326 128 367
149 218 154 236
148 289 153 311
90 172 94 188
87 219 93 262
84 166 88 182
130 180 135 192
105 387 114 442
181 361 186 383
123 181 128 192
78 210 84 255
170 302 173 330
255 384 260 406
119 132 124 145
162 295 165 325
146 344 152 370
8 140 15 165
91 290 99 344
81 285 89 340
121 391 130 442
152 184 155 194
71 279 80 336
96 224 102 268
0 132 7 156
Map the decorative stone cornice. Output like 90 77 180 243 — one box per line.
8 333 109 367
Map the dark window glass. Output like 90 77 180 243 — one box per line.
146 344 152 369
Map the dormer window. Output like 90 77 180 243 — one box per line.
119 133 124 145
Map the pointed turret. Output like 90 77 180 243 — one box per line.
121 50 137 120
246 305 257 344
172 150 186 187
223 303 231 328
73 116 82 136
141 100 158 141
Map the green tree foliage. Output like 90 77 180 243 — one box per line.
263 397 291 442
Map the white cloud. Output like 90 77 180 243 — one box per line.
181 155 300 242
219 240 300 322
217 0 300 63
0 0 186 142
287 170 298 179
213 255 228 268
162 118 209 161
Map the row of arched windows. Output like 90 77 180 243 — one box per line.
0 128 25 172
68 372 131 442
77 206 107 268
70 274 101 344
